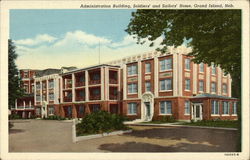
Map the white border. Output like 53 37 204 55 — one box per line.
0 1 249 160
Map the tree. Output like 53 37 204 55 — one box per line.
8 39 24 109
126 9 241 150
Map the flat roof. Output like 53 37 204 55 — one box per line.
61 64 120 76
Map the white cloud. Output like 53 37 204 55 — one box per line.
15 30 165 69
14 34 57 46
54 30 111 47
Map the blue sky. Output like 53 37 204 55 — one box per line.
10 9 164 69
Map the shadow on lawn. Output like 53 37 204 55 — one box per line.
125 126 237 147
9 129 25 134
98 141 230 152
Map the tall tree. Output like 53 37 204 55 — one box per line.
8 39 24 109
126 9 241 150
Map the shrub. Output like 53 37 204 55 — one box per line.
76 111 128 136
9 114 21 119
161 116 176 123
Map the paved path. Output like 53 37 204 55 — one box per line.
9 120 238 152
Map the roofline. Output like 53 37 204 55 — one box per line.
61 64 120 75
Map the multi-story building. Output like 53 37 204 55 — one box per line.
59 64 121 118
11 69 37 118
34 67 76 118
18 46 238 121
107 46 237 121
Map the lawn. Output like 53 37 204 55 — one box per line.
180 120 238 128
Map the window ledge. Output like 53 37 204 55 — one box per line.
127 93 137 95
185 89 191 92
159 114 172 116
159 90 172 92
184 114 190 116
231 114 237 116
159 69 172 72
127 114 137 116
184 69 191 71
127 74 138 77
211 114 220 116
221 114 229 116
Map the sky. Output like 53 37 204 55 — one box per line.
10 9 164 69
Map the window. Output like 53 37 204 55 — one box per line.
127 64 138 75
36 83 41 90
211 64 216 75
93 74 100 80
79 105 85 115
92 104 100 112
31 84 34 93
232 102 237 114
42 95 46 101
42 82 46 89
199 80 204 92
160 79 172 91
79 76 85 82
36 95 41 102
222 84 227 94
35 108 41 115
79 90 85 97
184 101 190 115
145 81 151 92
128 103 137 115
48 106 54 115
49 93 54 101
222 101 229 114
66 92 72 98
160 58 172 71
24 85 29 93
160 101 172 114
199 63 204 72
211 100 219 115
211 82 216 93
24 72 28 78
128 83 137 94
185 58 191 70
145 63 151 73
49 80 54 89
93 88 100 95
185 79 191 91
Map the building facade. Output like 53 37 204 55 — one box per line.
11 69 37 118
13 47 238 121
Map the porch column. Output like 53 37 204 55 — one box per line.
15 99 17 110
23 101 26 109
29 100 31 108
85 71 89 101
200 104 203 120
173 53 178 96
105 67 109 100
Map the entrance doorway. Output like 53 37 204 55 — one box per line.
192 103 203 121
144 102 150 120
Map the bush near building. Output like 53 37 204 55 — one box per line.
76 111 129 136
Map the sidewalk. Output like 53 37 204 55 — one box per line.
127 122 238 131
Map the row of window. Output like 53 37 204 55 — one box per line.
36 93 54 101
211 101 237 115
36 80 54 90
127 58 219 76
128 80 227 94
127 101 236 115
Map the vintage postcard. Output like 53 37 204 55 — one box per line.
0 0 249 160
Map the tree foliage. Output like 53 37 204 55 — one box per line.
126 9 241 151
126 10 241 97
8 39 24 109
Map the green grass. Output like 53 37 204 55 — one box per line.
141 120 177 124
180 120 238 128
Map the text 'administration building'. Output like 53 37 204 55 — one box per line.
27 47 237 121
